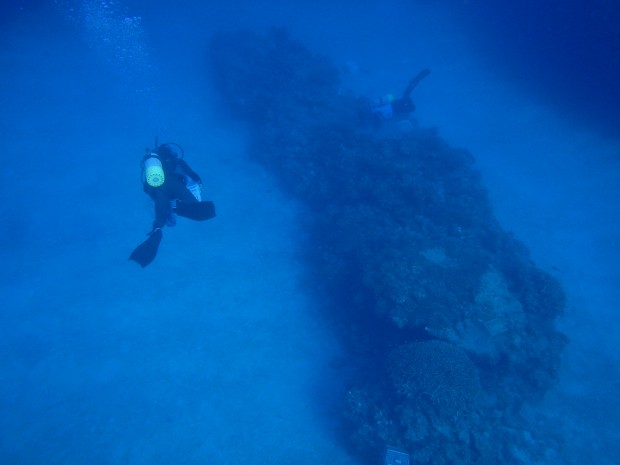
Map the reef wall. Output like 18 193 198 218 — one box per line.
208 29 568 465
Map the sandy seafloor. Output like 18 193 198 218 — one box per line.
1 1 619 463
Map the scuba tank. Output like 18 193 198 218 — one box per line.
141 138 186 188
143 153 165 187
141 136 165 188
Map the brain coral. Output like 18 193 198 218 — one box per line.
388 340 481 416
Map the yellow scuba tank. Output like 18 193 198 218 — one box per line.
144 153 165 187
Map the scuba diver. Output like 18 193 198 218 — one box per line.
367 68 431 127
129 141 216 267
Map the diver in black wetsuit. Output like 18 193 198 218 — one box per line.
129 142 216 268
143 143 203 230
370 68 431 126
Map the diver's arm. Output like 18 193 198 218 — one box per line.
177 159 202 183
403 68 431 98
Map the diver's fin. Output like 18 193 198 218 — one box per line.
403 68 431 97
129 228 163 268
174 201 216 221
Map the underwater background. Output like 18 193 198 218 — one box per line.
1 1 619 464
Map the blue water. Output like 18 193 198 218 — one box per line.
447 0 620 135
1 1 619 464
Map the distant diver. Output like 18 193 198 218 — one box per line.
367 68 431 127
129 140 216 267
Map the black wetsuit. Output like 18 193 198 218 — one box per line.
390 95 416 115
143 155 202 229
371 68 430 123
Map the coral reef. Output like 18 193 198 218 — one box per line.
388 340 481 418
208 28 568 464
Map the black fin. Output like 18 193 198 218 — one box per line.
175 201 216 221
129 229 163 267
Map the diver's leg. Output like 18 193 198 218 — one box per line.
151 189 172 229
